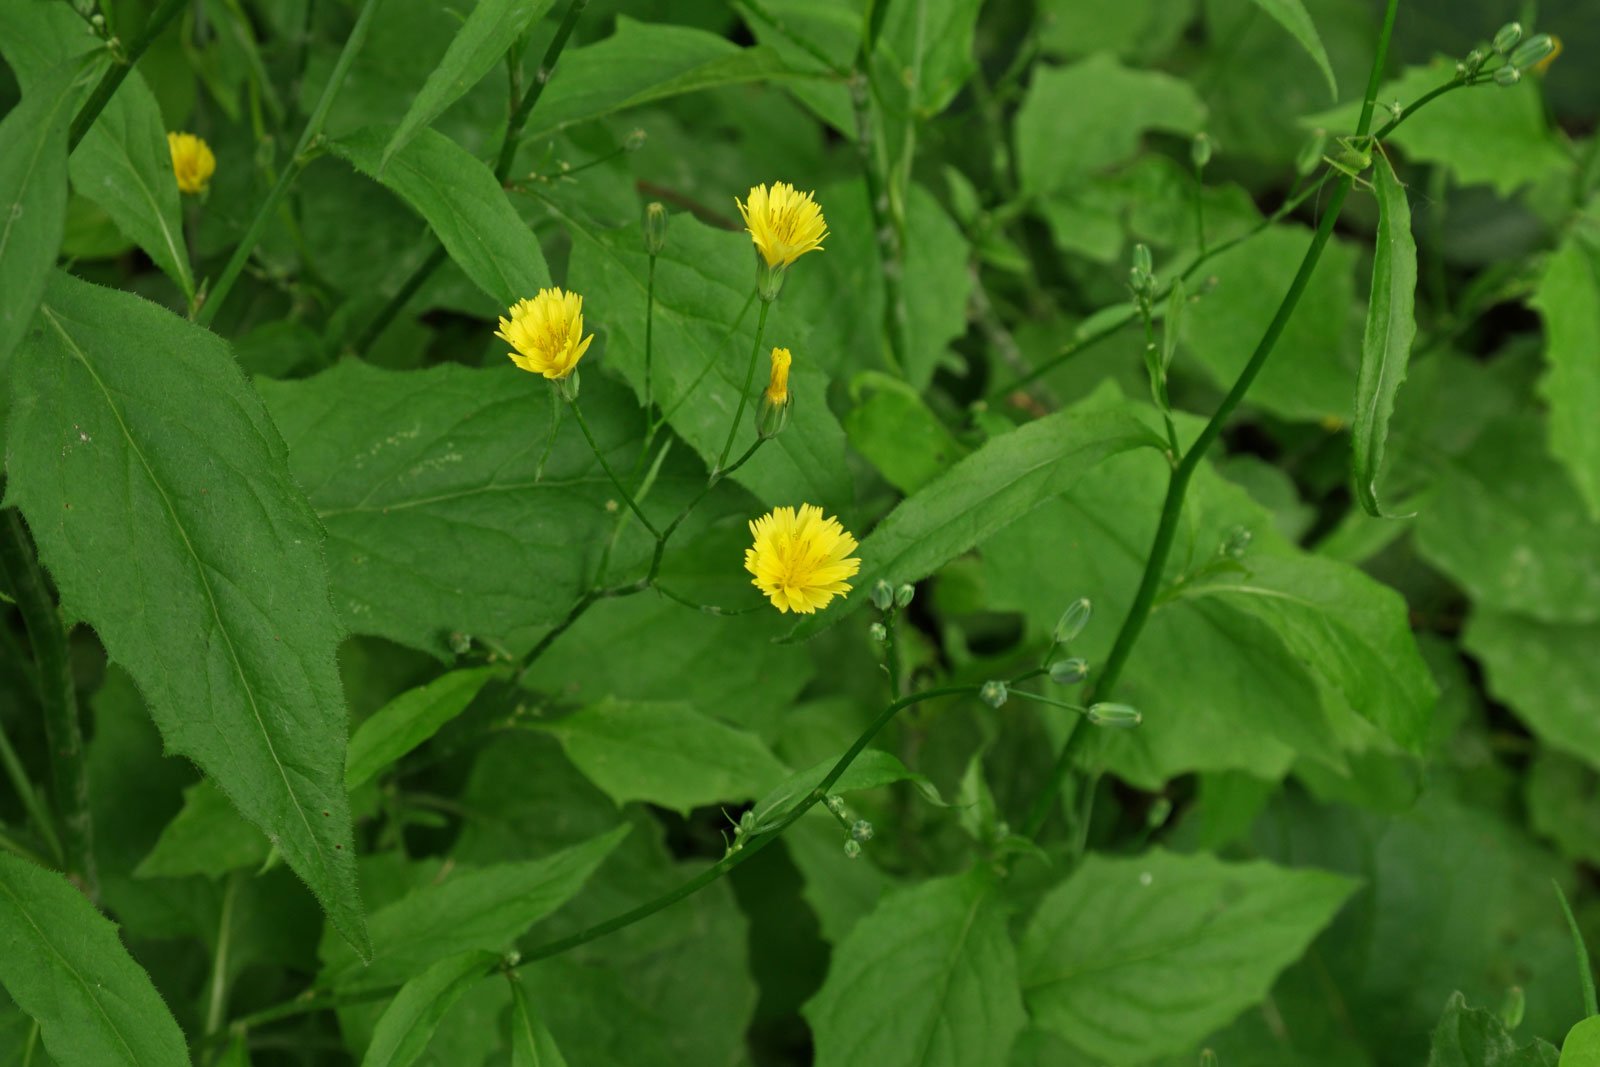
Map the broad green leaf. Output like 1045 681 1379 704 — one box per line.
1020 849 1357 1063
1464 610 1600 773
330 126 550 308
69 69 194 298
843 372 969 493
1533 225 1600 520
560 202 853 507
1352 150 1418 517
508 977 570 1067
803 869 1026 1067
520 18 798 142
257 361 633 656
134 779 269 880
1245 0 1337 99
1415 416 1600 624
361 950 498 1067
8 272 368 956
875 0 986 117
750 748 940 830
785 405 1164 640
1035 0 1195 62
1563 1019 1600 1067
1016 55 1205 193
1428 991 1561 1067
1527 751 1600 868
346 667 500 789
0 68 78 372
0 853 189 1066
382 0 556 168
534 699 788 815
322 826 628 990
1179 223 1360 423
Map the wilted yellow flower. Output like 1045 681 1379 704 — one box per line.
736 182 828 269
496 288 593 380
744 504 861 615
167 132 215 195
764 347 791 405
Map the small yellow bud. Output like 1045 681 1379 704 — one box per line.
167 132 216 195
764 347 791 406
756 347 792 439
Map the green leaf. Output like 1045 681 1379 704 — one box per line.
1533 224 1600 520
843 372 969 494
508 977 570 1067
257 360 628 655
1428 992 1560 1067
1527 751 1600 868
520 18 797 142
69 69 194 299
1245 0 1338 99
1464 610 1600 773
1415 416 1600 624
322 826 628 991
1020 849 1357 1063
134 779 269 880
803 868 1026 1067
785 405 1164 640
1016 54 1205 194
1352 150 1418 517
1563 1018 1600 1067
533 698 788 816
361 950 498 1067
0 67 77 373
382 0 556 169
346 667 500 790
0 853 189 1066
8 272 369 956
750 748 939 830
330 125 550 308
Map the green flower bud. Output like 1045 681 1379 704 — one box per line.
1146 796 1173 827
755 258 786 302
1295 128 1327 176
554 366 581 403
1053 598 1092 645
1049 657 1089 685
1500 985 1526 1030
1492 21 1522 54
643 202 668 255
1199 1051 1219 1067
1462 48 1487 76
979 680 1008 708
869 622 887 643
843 838 862 859
825 794 847 816
894 583 915 609
871 579 894 611
850 819 873 843
1191 132 1213 169
1494 65 1521 86
448 631 472 655
623 127 647 152
1510 34 1556 70
1222 526 1252 560
755 393 791 440
1087 702 1142 728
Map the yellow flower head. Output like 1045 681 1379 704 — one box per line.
736 182 828 269
167 132 215 195
496 288 594 380
765 347 792 405
744 504 861 615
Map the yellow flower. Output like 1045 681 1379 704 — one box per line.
496 288 594 380
744 504 861 615
736 182 828 269
167 132 215 195
764 347 791 405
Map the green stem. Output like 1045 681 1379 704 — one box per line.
1193 159 1207 257
568 400 661 538
715 299 771 475
882 609 902 700
641 438 764 587
650 583 761 616
352 245 446 355
0 826 49 867
849 68 910 376
205 872 240 1035
1556 880 1599 1017
197 0 386 328
67 0 189 150
0 512 95 896
643 254 658 429
0 716 63 867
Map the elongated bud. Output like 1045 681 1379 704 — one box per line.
1494 65 1521 86
1129 244 1155 297
1500 986 1526 1029
850 819 873 842
1147 796 1172 827
1087 702 1141 728
554 367 581 403
643 202 668 255
755 259 786 302
1461 48 1487 77
895 583 915 609
1510 34 1556 70
1191 132 1213 170
1492 21 1522 54
1049 658 1089 685
871 579 894 612
1054 598 1092 645
979 680 1008 708
843 838 862 859
756 346 791 439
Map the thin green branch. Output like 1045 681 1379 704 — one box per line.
67 0 189 150
0 715 63 868
568 400 661 538
714 299 771 475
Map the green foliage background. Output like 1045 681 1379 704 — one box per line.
0 0 1598 1064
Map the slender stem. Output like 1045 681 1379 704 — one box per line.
882 610 902 700
535 382 562 482
650 583 761 616
353 246 446 355
0 512 95 897
849 68 910 376
715 299 771 474
1193 159 1208 257
205 872 240 1035
197 0 386 328
67 0 189 150
568 401 661 538
1556 880 1599 1017
643 254 658 428
643 439 764 587
0 716 63 867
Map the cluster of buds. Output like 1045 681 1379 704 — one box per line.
1459 22 1559 85
823 794 874 859
1128 244 1157 307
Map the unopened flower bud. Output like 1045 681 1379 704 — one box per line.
623 127 647 151
1049 658 1089 685
871 579 894 612
1295 128 1327 176
1146 796 1173 827
825 795 847 816
554 366 581 403
850 819 873 842
1053 598 1092 645
1191 132 1213 169
1492 21 1522 54
1129 244 1155 296
755 347 791 439
869 622 887 643
895 583 915 609
1087 702 1142 728
1494 65 1521 86
1462 48 1487 77
448 631 472 655
1222 526 1252 560
843 838 862 859
1510 34 1556 70
643 202 668 255
1199 1051 1219 1067
755 259 786 302
980 680 1008 708
1500 986 1526 1030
